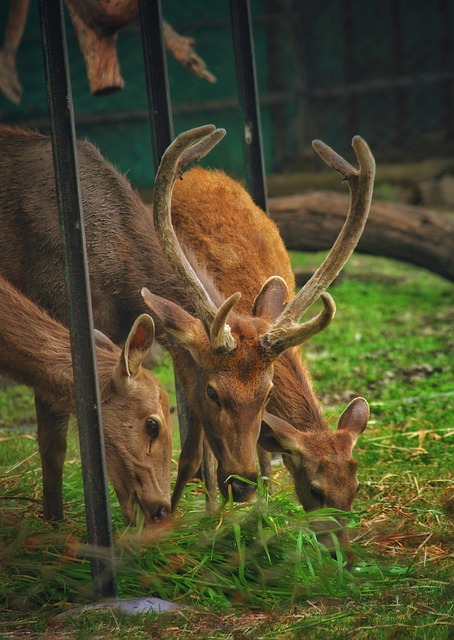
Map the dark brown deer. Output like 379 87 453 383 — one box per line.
0 125 373 534
0 275 172 523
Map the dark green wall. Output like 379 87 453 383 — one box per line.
0 1 273 187
1 1 453 188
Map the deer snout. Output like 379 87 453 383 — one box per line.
153 505 169 521
134 491 171 524
144 501 171 523
312 518 353 565
223 475 257 503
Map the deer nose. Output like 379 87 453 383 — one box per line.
316 528 353 565
152 505 169 521
328 547 354 569
229 477 257 503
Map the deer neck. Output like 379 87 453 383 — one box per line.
269 348 327 433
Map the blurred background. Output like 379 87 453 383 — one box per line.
1 0 454 206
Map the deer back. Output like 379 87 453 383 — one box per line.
0 126 175 343
171 166 295 305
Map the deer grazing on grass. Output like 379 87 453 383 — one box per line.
0 125 373 549
142 127 373 550
0 275 172 523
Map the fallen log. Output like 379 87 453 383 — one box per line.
269 191 454 282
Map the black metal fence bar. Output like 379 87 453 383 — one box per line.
229 0 268 213
138 0 174 166
138 0 193 450
37 0 117 601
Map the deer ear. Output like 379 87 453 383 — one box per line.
337 397 369 445
141 288 206 363
252 276 289 321
117 314 155 379
259 411 304 454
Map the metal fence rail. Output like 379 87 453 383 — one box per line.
37 0 117 601
35 0 267 602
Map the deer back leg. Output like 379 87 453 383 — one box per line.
257 445 272 494
36 395 69 521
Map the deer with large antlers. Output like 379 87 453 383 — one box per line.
0 275 172 523
143 128 374 549
0 124 374 548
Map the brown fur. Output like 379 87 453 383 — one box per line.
0 275 172 523
172 166 295 305
168 162 370 538
0 126 368 529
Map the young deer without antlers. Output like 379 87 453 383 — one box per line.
0 275 172 523
0 125 374 547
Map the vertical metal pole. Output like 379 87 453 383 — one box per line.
137 0 190 448
440 0 454 142
138 0 174 164
38 0 117 600
341 0 359 144
292 1 318 164
229 0 268 213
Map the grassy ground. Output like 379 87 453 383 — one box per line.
0 253 453 639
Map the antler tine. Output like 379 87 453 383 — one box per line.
262 136 375 354
210 292 242 353
159 124 216 179
153 126 237 352
261 293 336 354
179 128 226 170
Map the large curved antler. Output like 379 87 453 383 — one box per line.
261 135 375 355
153 125 240 354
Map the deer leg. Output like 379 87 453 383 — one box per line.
202 440 217 513
171 416 204 513
35 396 69 521
257 445 272 495
258 445 271 478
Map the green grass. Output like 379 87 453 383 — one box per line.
0 254 453 639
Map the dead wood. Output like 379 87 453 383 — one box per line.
65 0 216 95
0 0 216 101
0 0 30 104
269 191 454 282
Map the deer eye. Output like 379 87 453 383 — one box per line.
206 384 220 407
145 417 160 440
309 483 324 502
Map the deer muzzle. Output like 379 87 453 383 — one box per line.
310 514 353 565
218 469 258 503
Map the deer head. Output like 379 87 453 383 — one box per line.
260 398 369 552
142 125 374 506
95 314 173 524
